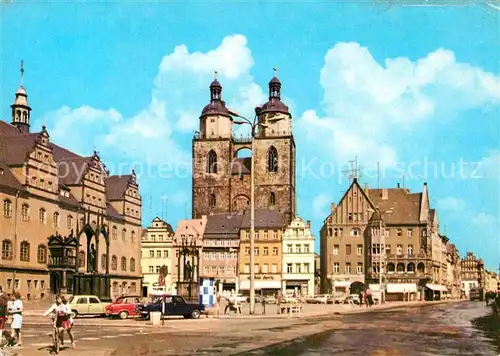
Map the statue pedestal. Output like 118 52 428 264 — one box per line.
73 273 111 300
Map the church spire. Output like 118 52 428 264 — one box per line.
11 60 31 134
269 67 281 100
210 70 222 102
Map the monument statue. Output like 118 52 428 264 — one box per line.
184 260 192 281
88 243 97 272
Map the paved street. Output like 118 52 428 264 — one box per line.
10 300 498 356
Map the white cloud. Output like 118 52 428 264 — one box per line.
38 34 267 168
298 42 500 167
478 150 500 180
312 193 332 219
436 196 467 212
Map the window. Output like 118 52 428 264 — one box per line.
267 146 278 172
407 229 413 237
122 229 127 241
345 263 351 274
287 263 293 273
157 250 161 258
304 244 310 253
296 263 301 273
350 228 361 237
203 148 218 175
329 228 333 237
112 226 117 240
121 257 127 271
296 244 302 253
372 244 381 255
304 263 310 273
407 245 413 256
37 245 47 264
3 200 12 218
348 213 352 221
254 248 259 256
262 264 269 273
386 245 391 255
21 204 29 222
78 251 85 267
89 297 100 304
273 231 278 239
244 264 250 273
245 247 250 255
397 244 403 255
263 247 269 256
272 247 279 255
163 250 168 258
287 244 293 253
209 194 216 207
130 258 135 272
397 229 402 237
357 263 363 274
272 263 278 273
346 244 351 255
67 215 72 228
156 266 161 273
111 255 117 271
2 240 12 260
333 245 339 255
130 283 137 293
53 212 59 228
131 230 135 243
269 192 276 206
39 208 46 224
101 254 107 270
333 263 340 274
357 245 363 256
20 241 30 262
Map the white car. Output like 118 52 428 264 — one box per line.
227 294 247 303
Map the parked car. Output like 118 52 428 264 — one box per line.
344 294 360 304
137 295 205 319
68 295 111 317
105 296 144 319
227 294 247 303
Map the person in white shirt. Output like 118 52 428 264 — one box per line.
10 293 23 347
43 295 74 349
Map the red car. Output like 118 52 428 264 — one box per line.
105 296 144 319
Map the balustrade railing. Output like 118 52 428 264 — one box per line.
48 255 76 267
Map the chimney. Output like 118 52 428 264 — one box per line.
364 183 369 193
381 189 388 200
306 220 311 229
331 203 336 212
397 183 400 188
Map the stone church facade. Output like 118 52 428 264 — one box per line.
192 73 296 224
0 66 142 300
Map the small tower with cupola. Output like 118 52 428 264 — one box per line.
11 61 31 134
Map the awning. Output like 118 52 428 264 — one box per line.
386 283 417 293
239 280 281 290
333 281 350 288
426 284 448 292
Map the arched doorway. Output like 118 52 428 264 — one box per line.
50 272 60 294
350 281 366 295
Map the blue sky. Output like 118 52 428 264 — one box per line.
1 1 499 270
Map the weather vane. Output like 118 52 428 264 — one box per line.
20 60 24 85
273 67 278 77
214 70 218 80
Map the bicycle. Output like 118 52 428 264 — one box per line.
51 316 63 354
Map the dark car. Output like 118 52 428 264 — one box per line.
137 295 205 319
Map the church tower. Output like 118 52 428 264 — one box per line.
192 72 234 218
11 61 31 134
253 69 296 223
191 69 297 224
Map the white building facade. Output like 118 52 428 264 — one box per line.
140 217 175 296
281 217 316 296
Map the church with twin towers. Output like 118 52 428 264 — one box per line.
192 71 296 224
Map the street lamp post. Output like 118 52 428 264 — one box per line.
230 109 281 315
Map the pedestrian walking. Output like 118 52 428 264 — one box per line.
276 291 282 315
10 293 22 347
358 291 363 307
215 292 221 318
261 295 266 315
0 287 8 344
